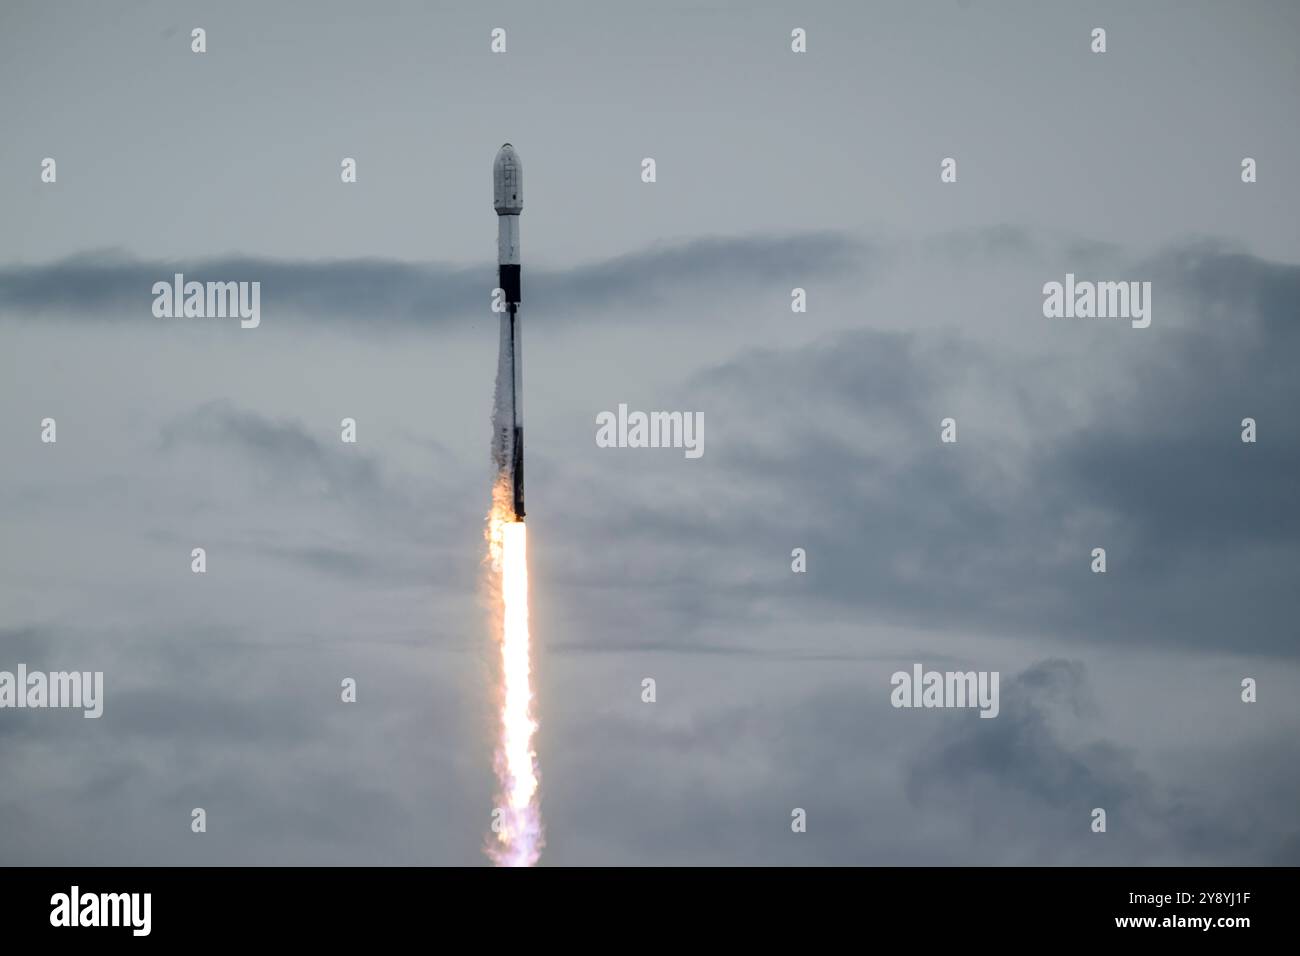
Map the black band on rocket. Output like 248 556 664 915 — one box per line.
499 265 521 304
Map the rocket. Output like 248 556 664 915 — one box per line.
493 143 525 520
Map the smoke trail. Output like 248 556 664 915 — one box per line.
484 479 543 866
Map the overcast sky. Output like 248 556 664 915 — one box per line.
1 0 1297 865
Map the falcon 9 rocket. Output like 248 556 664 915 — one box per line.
493 143 525 520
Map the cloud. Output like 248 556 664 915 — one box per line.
0 233 864 324
3 231 1296 865
149 400 482 589
905 660 1297 864
542 241 1300 655
159 399 384 501
908 660 1133 810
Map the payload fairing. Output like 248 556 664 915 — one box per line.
494 144 525 520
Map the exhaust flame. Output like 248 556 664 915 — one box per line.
485 481 542 865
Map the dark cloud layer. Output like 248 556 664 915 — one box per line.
0 233 861 323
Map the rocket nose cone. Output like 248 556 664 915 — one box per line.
494 143 523 214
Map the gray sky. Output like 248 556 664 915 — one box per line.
1 0 1297 865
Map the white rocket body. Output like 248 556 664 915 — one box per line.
493 144 525 520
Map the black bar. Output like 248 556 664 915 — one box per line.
1 867 1290 943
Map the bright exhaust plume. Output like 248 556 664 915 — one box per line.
485 481 542 866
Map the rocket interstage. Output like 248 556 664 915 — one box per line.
494 143 525 521
486 143 542 866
